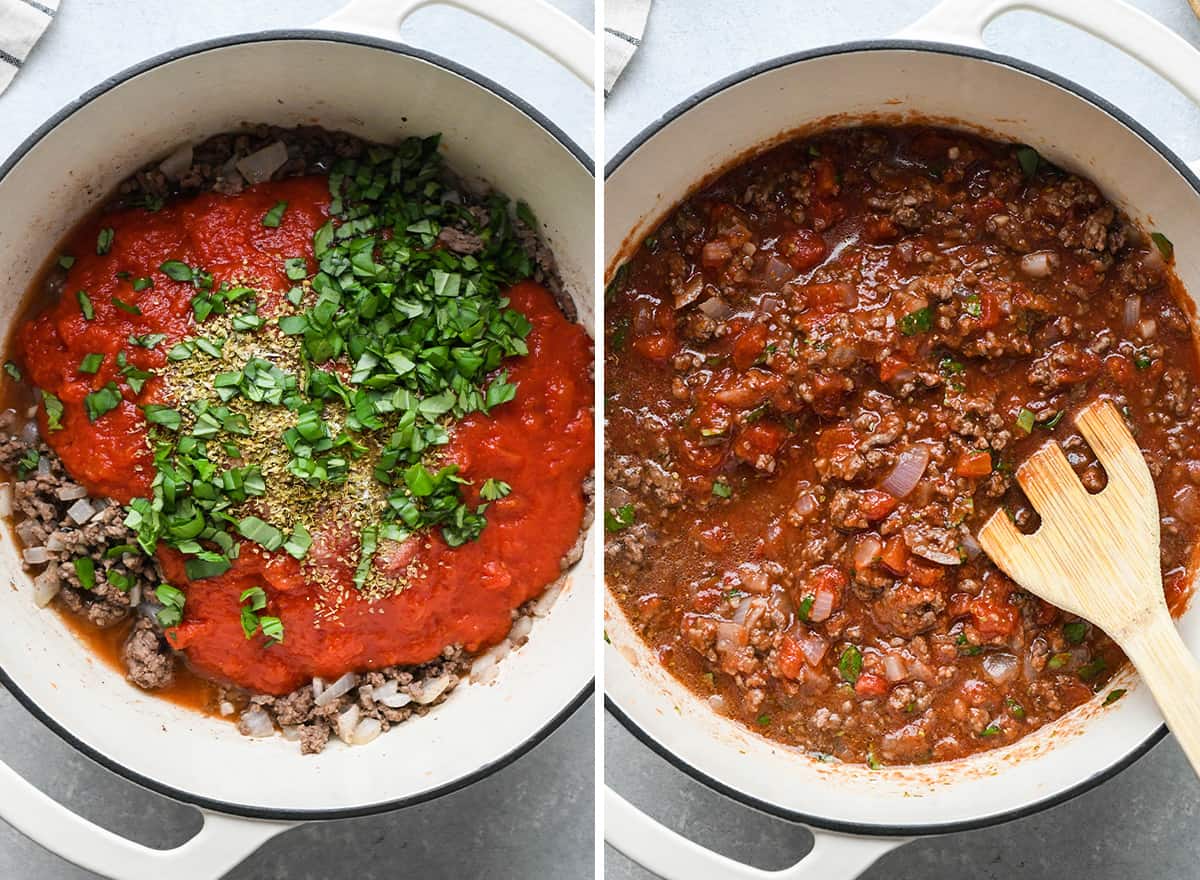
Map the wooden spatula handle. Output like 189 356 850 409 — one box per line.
1121 610 1200 775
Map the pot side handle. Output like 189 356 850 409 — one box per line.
318 0 593 87
605 788 907 880
0 757 289 880
899 0 1200 112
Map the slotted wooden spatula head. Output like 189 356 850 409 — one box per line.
978 399 1164 641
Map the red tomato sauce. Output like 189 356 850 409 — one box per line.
17 179 594 696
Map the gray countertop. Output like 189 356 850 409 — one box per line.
0 1 595 878
604 1 1200 878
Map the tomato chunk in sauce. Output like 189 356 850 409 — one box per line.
605 126 1200 765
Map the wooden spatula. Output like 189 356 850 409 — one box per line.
978 398 1200 773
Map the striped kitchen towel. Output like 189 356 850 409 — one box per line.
604 0 651 96
0 0 57 95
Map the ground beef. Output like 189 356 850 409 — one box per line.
121 618 176 689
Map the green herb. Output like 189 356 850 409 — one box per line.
155 584 186 628
283 523 312 560
167 342 194 361
104 544 137 559
132 277 154 292
159 260 194 282
259 616 284 646
1063 621 1088 644
899 307 932 336
866 751 882 770
516 200 537 230
116 352 153 394
1103 689 1127 706
16 448 39 477
84 382 122 422
79 353 104 374
605 504 636 532
1016 146 1041 179
73 558 95 590
1006 697 1026 720
42 391 64 431
58 254 75 270
1151 232 1174 261
238 516 285 552
106 569 134 591
262 201 288 227
283 257 308 280
712 479 732 499
129 333 167 349
3 361 20 382
963 294 982 318
1078 658 1107 681
980 723 1002 737
756 714 771 726
143 405 181 431
838 645 863 683
1134 352 1152 370
480 478 511 501
1016 408 1035 434
96 227 115 255
798 595 815 622
76 290 94 320
956 633 983 656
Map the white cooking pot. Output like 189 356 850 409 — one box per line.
0 1 594 878
604 0 1200 876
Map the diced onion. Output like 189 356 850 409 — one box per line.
280 725 302 741
698 297 733 320
32 568 60 607
66 498 96 524
883 653 907 682
15 520 40 547
22 546 50 565
45 533 66 552
795 630 829 666
907 658 935 683
314 671 358 707
36 456 50 476
716 620 748 655
674 275 704 309
335 703 360 743
1123 295 1142 330
20 421 39 443
240 707 274 738
219 701 235 716
1020 251 1055 278
56 484 88 501
853 534 882 571
1138 318 1157 339
880 445 931 498
983 652 1020 685
509 614 533 644
961 532 983 559
701 240 733 266
792 492 817 520
235 141 289 184
708 694 726 712
0 483 11 517
810 588 835 623
351 717 383 745
413 674 452 705
311 677 325 699
158 143 194 180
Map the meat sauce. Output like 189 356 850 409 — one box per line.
16 177 593 701
605 126 1200 765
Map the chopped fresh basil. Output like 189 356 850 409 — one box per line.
899 307 932 336
42 391 64 431
238 516 285 552
712 479 732 498
129 333 167 349
798 594 815 622
963 294 982 318
3 361 20 382
262 201 288 228
143 405 181 431
756 714 771 727
159 260 193 282
155 584 186 628
1078 658 1106 681
106 569 134 591
479 478 511 501
1016 408 1035 434
78 353 104 374
1151 232 1174 261
76 290 94 320
132 277 154 292
1103 689 1126 706
283 523 312 560
283 257 308 280
96 227 115 255
1016 145 1041 179
1040 410 1064 429
112 296 141 316
1006 697 1026 720
838 645 863 684
1134 352 1152 370
84 382 122 422
57 254 75 270
1063 621 1088 645
980 723 1002 737
605 504 636 532
73 557 96 590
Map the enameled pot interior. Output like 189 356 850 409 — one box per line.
0 36 595 816
604 45 1200 833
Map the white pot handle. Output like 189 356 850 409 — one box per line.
605 788 908 880
0 757 290 880
318 0 593 87
900 0 1200 110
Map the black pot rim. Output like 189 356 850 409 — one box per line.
605 37 1192 837
0 27 593 822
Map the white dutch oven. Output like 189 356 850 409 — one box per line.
604 0 1200 876
0 1 594 877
